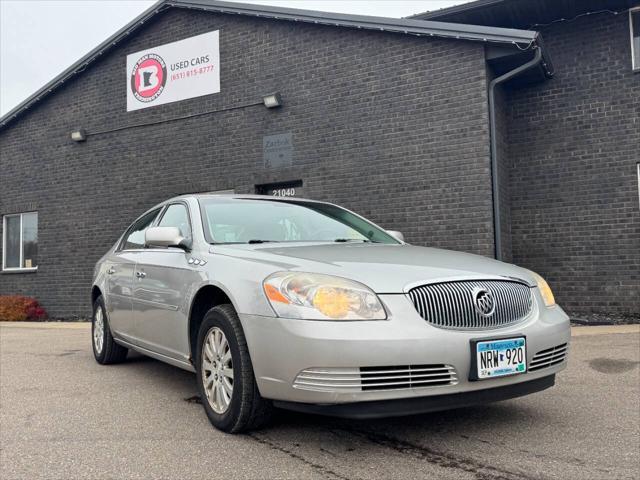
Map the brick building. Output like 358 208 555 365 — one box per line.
0 0 638 320
413 0 640 321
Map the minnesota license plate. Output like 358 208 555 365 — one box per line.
475 337 526 380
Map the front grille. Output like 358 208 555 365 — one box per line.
407 280 533 330
293 365 458 393
529 343 568 371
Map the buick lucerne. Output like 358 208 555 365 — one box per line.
91 195 570 433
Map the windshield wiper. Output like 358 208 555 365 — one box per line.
334 238 371 243
247 239 379 244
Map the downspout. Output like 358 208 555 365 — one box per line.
488 46 542 261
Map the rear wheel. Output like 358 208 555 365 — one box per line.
92 296 128 364
196 304 273 433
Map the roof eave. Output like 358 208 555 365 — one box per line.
0 0 544 131
170 0 538 44
0 0 170 130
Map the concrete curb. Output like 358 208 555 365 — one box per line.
0 321 90 329
570 324 640 336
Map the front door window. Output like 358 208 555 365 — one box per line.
121 209 161 250
158 203 192 244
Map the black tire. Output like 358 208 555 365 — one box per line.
196 304 273 433
92 295 128 365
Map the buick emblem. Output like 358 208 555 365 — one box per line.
472 287 495 317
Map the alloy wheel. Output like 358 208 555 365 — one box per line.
93 307 104 354
202 327 234 414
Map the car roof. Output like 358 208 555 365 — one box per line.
131 194 330 229
173 193 326 204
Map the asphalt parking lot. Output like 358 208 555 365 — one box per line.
0 323 638 480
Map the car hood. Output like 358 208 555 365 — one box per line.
212 243 537 293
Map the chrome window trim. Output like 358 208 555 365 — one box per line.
2 211 38 272
114 247 182 254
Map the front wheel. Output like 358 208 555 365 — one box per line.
92 296 128 364
196 304 272 433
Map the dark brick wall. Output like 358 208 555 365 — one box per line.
505 11 640 317
0 8 494 318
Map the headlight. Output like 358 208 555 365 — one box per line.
263 272 387 320
532 272 555 307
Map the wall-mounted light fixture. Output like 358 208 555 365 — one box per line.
263 93 283 109
70 129 87 142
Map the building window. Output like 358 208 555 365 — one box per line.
632 8 640 71
2 212 38 271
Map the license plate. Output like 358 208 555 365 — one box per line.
474 337 526 380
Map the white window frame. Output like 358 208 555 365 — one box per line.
631 7 640 72
2 212 38 272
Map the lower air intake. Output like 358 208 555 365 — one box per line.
293 365 458 393
529 343 568 371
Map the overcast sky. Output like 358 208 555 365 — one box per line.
0 0 471 116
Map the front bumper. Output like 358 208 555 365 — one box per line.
274 374 556 419
240 291 570 406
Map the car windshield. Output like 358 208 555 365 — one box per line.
199 198 400 245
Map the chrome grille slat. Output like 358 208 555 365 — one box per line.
294 377 457 389
362 378 454 388
301 366 453 375
408 280 533 330
529 348 567 363
530 354 566 366
495 282 509 325
452 281 473 328
432 284 444 326
449 282 465 327
530 358 565 370
535 343 567 355
529 344 568 371
359 367 454 375
362 372 454 381
297 375 360 381
293 365 458 392
299 371 453 382
294 381 362 389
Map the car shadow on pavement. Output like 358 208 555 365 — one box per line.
272 401 532 433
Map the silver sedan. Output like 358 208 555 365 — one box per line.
91 194 570 433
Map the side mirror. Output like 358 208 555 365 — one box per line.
386 230 405 243
145 226 190 250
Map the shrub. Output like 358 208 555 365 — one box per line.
0 296 48 321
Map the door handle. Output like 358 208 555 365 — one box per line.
135 271 146 279
107 267 116 275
